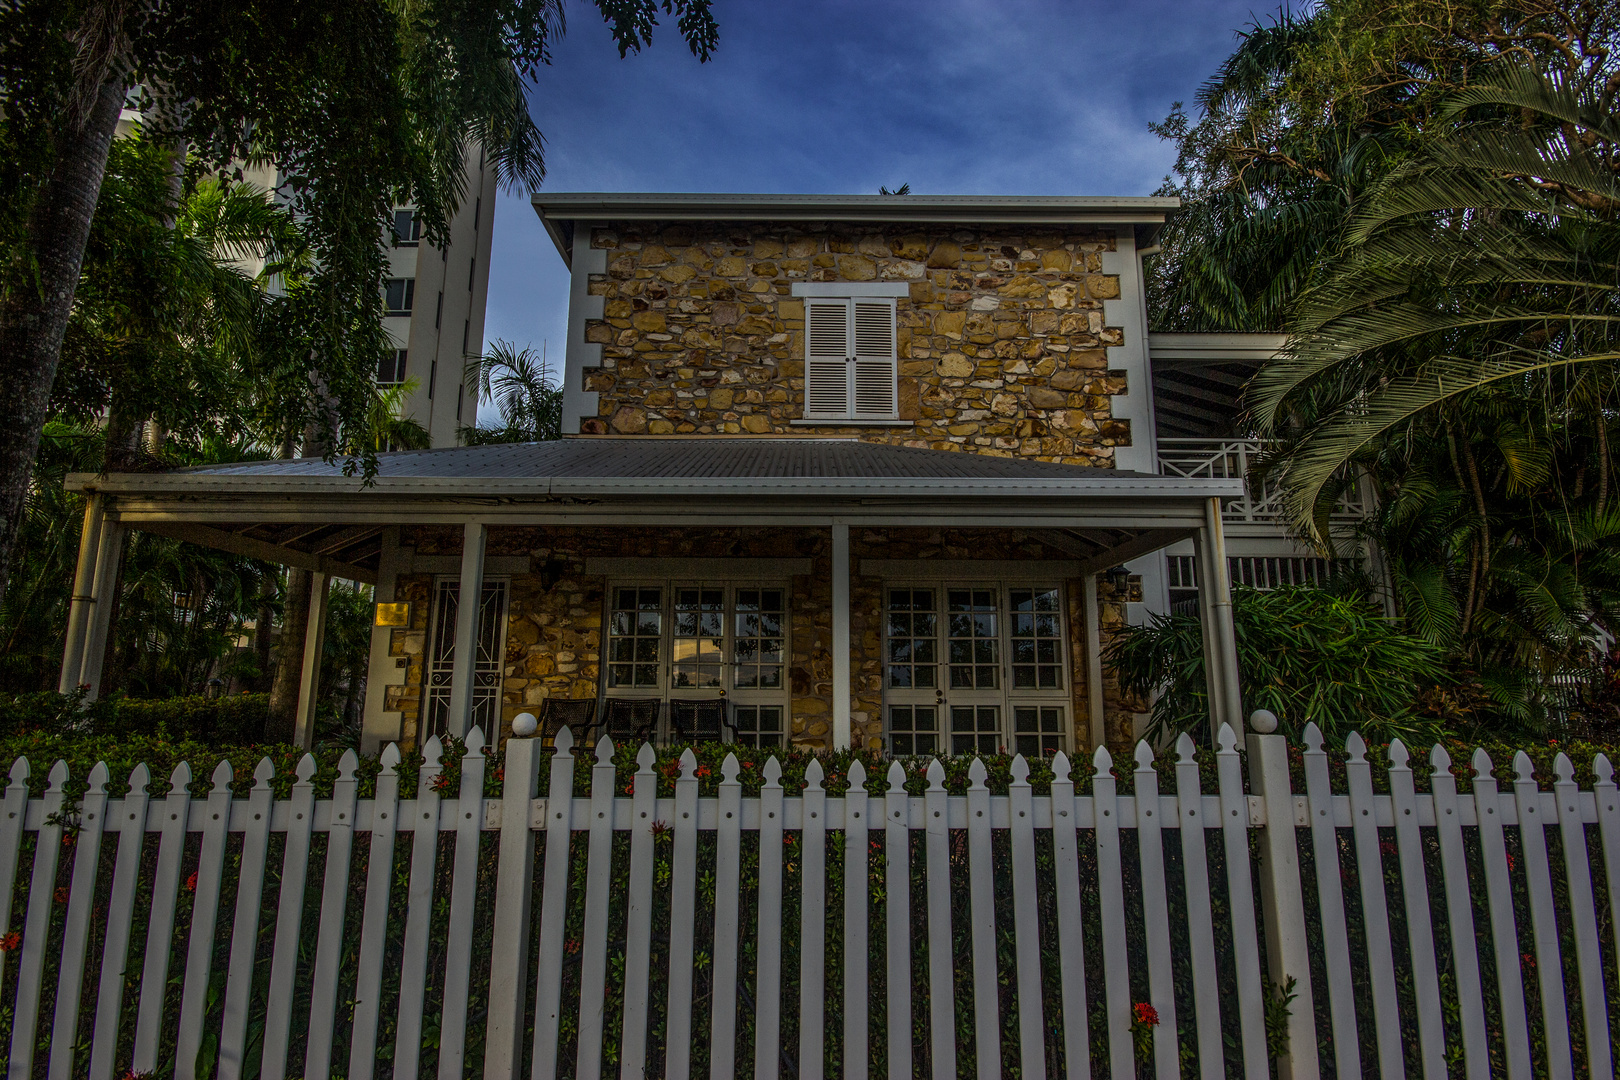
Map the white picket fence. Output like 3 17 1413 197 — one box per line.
0 721 1617 1080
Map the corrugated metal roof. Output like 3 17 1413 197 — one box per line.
175 438 1149 481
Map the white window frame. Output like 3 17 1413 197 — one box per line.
881 580 1071 756
797 290 900 422
602 579 792 743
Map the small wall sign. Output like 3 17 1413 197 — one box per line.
375 602 411 627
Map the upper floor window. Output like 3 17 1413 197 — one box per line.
390 209 421 246
802 295 898 421
377 349 408 386
384 278 415 315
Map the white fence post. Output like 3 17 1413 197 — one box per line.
1245 722 1319 1080
485 730 542 1080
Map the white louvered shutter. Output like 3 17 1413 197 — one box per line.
850 298 898 419
804 298 851 419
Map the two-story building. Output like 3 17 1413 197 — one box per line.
62 193 1357 755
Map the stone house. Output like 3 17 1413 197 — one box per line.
63 194 1299 755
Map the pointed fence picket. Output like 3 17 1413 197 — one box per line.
3 723 1619 1080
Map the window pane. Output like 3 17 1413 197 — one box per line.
1013 705 1065 755
733 588 784 690
886 589 939 689
947 589 998 689
608 587 662 687
733 705 783 748
949 705 1000 755
1009 587 1062 692
888 705 938 756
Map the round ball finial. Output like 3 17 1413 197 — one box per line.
1249 708 1279 734
511 712 538 738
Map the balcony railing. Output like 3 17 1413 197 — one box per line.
1156 438 1371 524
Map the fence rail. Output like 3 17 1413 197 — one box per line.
1 723 1617 1080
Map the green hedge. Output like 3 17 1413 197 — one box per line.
0 690 273 744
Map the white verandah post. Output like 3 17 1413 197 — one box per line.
1083 572 1106 750
447 522 488 739
831 522 851 750
1196 496 1242 740
59 494 105 693
292 572 330 749
78 516 126 699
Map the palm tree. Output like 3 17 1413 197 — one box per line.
461 340 563 444
1252 66 1620 541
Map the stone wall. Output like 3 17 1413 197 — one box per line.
581 222 1129 466
380 525 1138 751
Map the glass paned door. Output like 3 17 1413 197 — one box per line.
602 582 792 744
424 578 508 739
884 582 1070 755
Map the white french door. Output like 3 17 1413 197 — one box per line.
883 583 1070 756
603 581 790 745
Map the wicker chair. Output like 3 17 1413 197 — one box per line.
668 698 731 744
537 698 598 744
600 697 661 747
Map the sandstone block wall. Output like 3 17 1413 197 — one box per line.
580 222 1129 465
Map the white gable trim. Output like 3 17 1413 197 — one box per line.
791 282 910 297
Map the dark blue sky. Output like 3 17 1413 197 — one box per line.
481 0 1279 417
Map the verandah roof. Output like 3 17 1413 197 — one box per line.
65 438 1242 585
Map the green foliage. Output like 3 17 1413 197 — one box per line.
1108 586 1448 745
459 339 563 445
0 689 271 745
1150 3 1620 719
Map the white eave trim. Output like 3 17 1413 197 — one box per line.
67 471 1245 500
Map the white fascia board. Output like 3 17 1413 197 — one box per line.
70 470 1242 501
790 282 911 297
532 192 1179 224
1148 332 1288 364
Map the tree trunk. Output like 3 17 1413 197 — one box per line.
253 586 275 692
0 70 125 605
268 566 312 736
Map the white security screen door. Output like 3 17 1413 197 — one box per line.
424 578 509 739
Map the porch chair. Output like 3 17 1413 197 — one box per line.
536 697 598 745
667 698 732 744
600 697 661 747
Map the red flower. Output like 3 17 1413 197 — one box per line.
695 765 712 779
1133 1002 1160 1027
564 938 581 955
185 871 198 893
650 820 670 838
0 932 20 952
429 773 452 794
54 887 70 904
